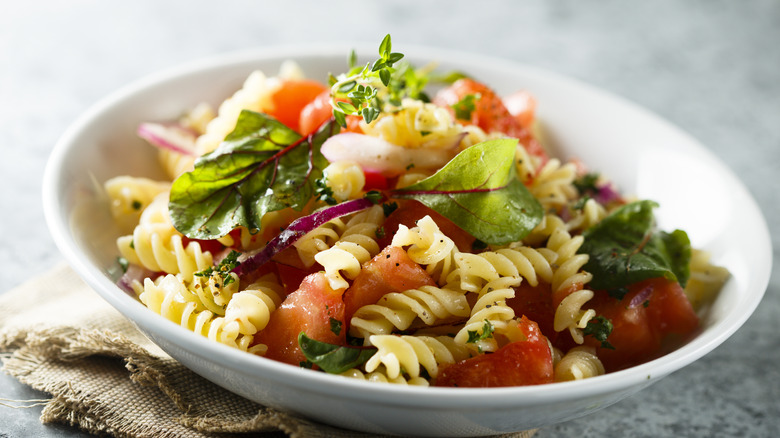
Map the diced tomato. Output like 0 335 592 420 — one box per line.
434 78 547 162
435 316 554 387
376 200 476 252
502 90 537 128
362 169 389 191
343 246 436 325
644 279 699 337
298 90 332 136
254 272 346 366
268 79 328 133
507 281 556 343
299 90 365 136
585 277 699 372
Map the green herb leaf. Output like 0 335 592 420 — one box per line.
393 139 543 245
298 332 377 374
573 172 600 195
169 110 337 239
378 34 392 56
466 319 495 344
583 315 614 349
329 318 342 336
452 93 480 121
579 200 691 290
195 250 241 285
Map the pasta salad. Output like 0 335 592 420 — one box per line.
107 36 729 387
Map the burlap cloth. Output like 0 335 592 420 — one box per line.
0 264 536 438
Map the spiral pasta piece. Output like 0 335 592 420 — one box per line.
554 346 605 381
118 194 213 283
294 217 347 268
529 158 579 213
540 220 597 344
452 247 557 293
139 274 253 351
454 285 516 352
339 366 429 386
565 197 608 234
364 335 472 380
104 176 171 232
684 249 730 310
349 285 471 338
361 98 463 149
224 273 284 336
314 205 384 290
322 160 366 202
554 289 597 344
391 215 459 285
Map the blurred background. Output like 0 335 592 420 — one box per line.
1 1 778 436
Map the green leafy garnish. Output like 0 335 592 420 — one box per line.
583 316 614 349
169 111 338 239
298 333 376 374
573 172 600 195
194 250 240 286
330 34 404 126
393 138 543 245
314 177 337 205
466 319 495 344
452 93 480 121
578 200 691 291
381 201 398 217
329 317 342 336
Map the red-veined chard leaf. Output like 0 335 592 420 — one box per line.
578 200 691 292
298 332 377 374
169 110 338 239
391 138 542 245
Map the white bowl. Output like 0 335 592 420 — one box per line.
42 44 772 436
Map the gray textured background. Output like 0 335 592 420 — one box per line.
1 1 778 436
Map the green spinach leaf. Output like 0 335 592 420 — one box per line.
169 110 337 239
579 200 691 291
393 138 543 245
298 332 376 374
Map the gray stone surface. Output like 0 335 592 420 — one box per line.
1 1 778 436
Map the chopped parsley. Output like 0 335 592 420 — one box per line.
194 250 241 286
452 93 480 121
314 177 337 205
466 319 495 344
583 316 614 349
329 317 342 336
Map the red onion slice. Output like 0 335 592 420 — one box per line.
137 122 197 156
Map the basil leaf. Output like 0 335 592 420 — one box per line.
298 332 376 374
579 200 691 291
393 138 543 245
169 111 337 239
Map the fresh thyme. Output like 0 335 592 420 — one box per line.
329 34 404 127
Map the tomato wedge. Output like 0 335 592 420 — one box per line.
254 272 346 366
585 277 699 371
435 316 554 387
268 79 328 133
343 246 435 325
434 78 547 161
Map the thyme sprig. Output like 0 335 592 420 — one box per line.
329 34 404 127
